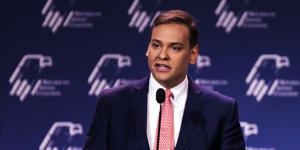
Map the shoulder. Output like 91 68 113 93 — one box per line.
191 80 236 106
189 81 238 119
97 77 148 105
100 82 135 99
100 80 138 99
201 86 235 105
191 82 240 125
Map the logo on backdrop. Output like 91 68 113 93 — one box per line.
9 54 70 102
127 0 162 33
196 54 211 69
41 0 102 33
193 54 229 90
246 54 299 102
240 121 258 141
39 122 83 150
215 0 277 33
240 121 276 150
88 54 134 97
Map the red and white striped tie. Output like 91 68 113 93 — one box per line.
154 89 174 150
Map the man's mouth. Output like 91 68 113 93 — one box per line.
154 63 171 72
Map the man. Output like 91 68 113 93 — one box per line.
84 10 245 150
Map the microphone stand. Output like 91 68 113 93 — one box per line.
155 88 165 150
156 104 162 150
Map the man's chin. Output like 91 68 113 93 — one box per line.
152 74 173 87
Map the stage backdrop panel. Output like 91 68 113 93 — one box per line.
1 0 299 150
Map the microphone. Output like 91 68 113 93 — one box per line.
156 88 165 104
156 88 165 150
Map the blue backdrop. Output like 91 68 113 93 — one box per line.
1 0 299 150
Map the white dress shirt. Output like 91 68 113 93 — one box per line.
147 74 188 150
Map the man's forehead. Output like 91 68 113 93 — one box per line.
151 24 189 44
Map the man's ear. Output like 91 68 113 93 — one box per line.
189 44 199 64
146 49 149 57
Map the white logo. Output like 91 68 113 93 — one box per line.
39 122 83 150
128 0 162 33
9 54 52 101
246 147 275 150
245 54 300 102
196 54 211 69
240 121 276 150
215 0 276 33
240 121 258 141
9 54 70 102
193 54 229 90
41 0 101 33
88 54 132 96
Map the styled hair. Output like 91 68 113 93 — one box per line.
150 10 198 48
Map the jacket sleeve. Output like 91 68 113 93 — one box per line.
221 100 246 150
83 94 110 150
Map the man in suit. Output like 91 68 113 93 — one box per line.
84 10 245 150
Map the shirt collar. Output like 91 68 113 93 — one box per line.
149 73 188 104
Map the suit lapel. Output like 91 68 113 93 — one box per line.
131 77 150 150
175 78 207 150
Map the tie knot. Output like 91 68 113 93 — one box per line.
165 89 173 99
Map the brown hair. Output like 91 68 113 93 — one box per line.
150 10 198 48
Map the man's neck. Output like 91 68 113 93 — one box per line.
150 73 188 90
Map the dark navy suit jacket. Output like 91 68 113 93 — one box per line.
84 76 245 150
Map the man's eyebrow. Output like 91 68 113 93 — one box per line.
151 39 184 47
151 39 162 44
169 42 184 47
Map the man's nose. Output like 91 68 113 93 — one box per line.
157 47 169 60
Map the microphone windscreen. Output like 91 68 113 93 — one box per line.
156 88 165 104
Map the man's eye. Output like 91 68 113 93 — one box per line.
152 43 160 48
172 47 182 51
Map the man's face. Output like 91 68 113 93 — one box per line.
146 23 198 88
